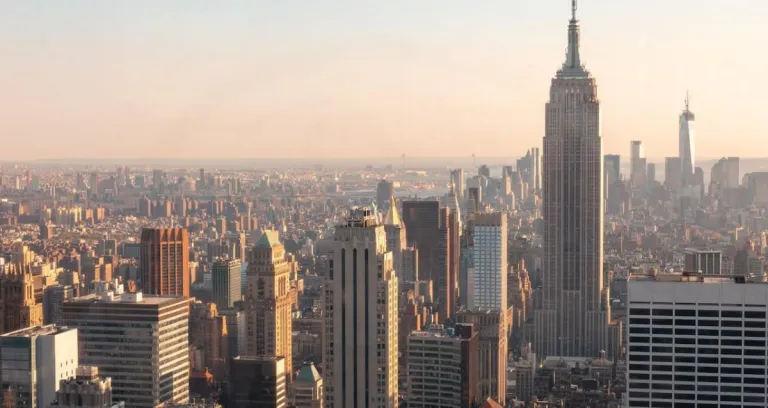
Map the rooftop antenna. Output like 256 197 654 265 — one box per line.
685 90 690 111
572 0 577 20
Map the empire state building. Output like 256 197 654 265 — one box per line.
534 0 614 358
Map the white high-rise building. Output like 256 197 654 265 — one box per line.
0 325 79 408
468 212 507 311
324 208 399 407
679 93 696 188
630 141 646 187
535 0 612 358
627 274 768 407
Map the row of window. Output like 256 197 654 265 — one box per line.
630 308 766 319
630 318 766 327
629 364 765 375
629 373 766 384
629 382 765 393
629 354 765 365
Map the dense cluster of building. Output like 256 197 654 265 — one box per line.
0 2 766 408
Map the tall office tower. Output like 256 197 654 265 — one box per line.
683 248 722 275
116 166 125 186
89 172 99 195
407 324 478 408
456 310 506 405
531 146 542 191
679 93 696 187
438 207 460 321
292 362 323 408
199 168 206 187
152 169 165 191
173 196 186 217
53 366 116 408
0 264 44 334
710 156 740 191
646 163 656 185
61 292 190 407
629 141 646 187
229 356 287 408
664 157 682 190
323 208 399 408
450 169 465 198
140 227 190 297
383 196 406 281
245 231 295 379
43 284 74 325
376 179 394 212
603 154 621 195
626 274 768 408
536 1 611 358
402 201 440 287
0 325 79 408
212 258 242 309
478 165 490 179
468 212 507 311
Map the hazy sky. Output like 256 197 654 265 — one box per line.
0 0 766 161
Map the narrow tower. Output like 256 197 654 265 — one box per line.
535 0 611 358
679 91 696 188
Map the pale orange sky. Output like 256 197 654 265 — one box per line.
0 0 766 160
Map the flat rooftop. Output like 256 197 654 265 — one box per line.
2 324 73 338
70 293 187 306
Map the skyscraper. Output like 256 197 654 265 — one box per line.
679 93 696 187
664 157 682 190
450 169 465 198
212 257 242 310
245 231 295 379
0 325 79 408
140 227 190 297
407 324 478 408
468 212 507 311
630 140 646 187
535 0 611 358
603 154 620 184
228 356 287 408
323 208 398 407
61 292 190 407
383 196 406 281
376 179 394 212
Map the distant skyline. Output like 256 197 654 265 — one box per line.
1 0 766 160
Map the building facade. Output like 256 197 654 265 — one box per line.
627 274 768 407
245 231 295 378
212 258 241 310
324 208 399 407
468 212 507 311
535 1 611 358
0 325 79 408
140 227 190 297
407 324 478 408
61 292 190 407
228 356 286 408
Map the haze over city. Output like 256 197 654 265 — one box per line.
1 0 767 160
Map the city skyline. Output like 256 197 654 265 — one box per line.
1 0 767 160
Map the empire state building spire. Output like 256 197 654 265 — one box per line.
560 0 587 77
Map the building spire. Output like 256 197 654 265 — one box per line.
563 0 582 71
685 90 690 111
